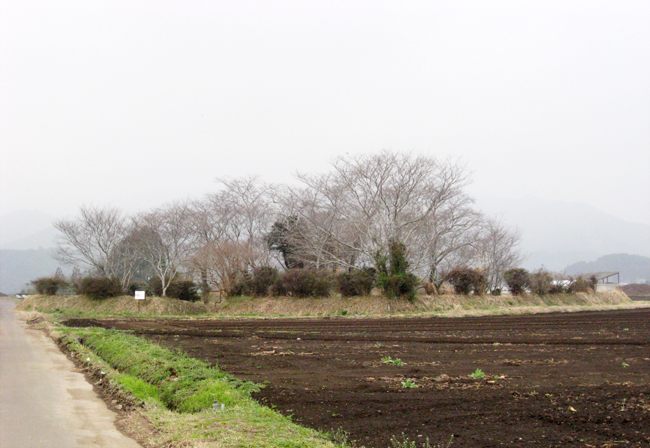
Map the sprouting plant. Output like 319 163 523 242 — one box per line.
401 378 418 389
389 433 453 448
374 342 382 348
493 342 501 346
389 433 418 448
328 427 351 445
622 362 630 368
469 368 485 379
382 356 405 366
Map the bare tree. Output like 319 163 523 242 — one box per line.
132 201 197 297
215 176 276 242
287 151 471 272
414 198 485 282
273 184 357 270
187 177 276 295
192 240 262 298
474 218 524 291
53 205 134 290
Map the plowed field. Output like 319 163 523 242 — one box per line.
65 308 650 448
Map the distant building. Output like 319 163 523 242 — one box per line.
580 272 620 292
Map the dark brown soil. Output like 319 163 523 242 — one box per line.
64 308 650 448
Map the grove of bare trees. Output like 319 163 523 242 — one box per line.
53 151 523 298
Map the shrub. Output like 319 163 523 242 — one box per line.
568 275 597 293
168 280 200 302
75 277 122 300
251 266 281 296
235 266 280 297
272 269 331 298
504 268 530 295
375 240 418 301
149 277 200 301
31 276 68 295
422 279 437 295
335 268 376 297
528 269 554 295
549 281 568 294
445 268 487 295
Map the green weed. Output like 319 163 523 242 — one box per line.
469 368 485 380
401 378 418 389
389 433 453 447
382 356 405 366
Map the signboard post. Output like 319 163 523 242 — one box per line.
134 290 146 312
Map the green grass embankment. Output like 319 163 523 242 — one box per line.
57 326 341 448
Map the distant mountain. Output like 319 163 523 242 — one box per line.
475 196 650 272
0 210 65 293
0 210 57 249
565 254 650 284
0 248 64 294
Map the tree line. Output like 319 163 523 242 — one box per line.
49 151 524 300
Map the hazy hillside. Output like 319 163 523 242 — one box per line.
0 248 64 294
475 196 650 271
565 254 650 284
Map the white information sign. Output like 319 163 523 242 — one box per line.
134 290 146 300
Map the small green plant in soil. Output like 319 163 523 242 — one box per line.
401 378 418 389
469 368 485 379
389 433 453 448
382 356 405 366
326 427 352 445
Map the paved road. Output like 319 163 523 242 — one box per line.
0 297 142 448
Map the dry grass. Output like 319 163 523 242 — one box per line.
210 289 641 318
14 289 646 319
15 294 207 316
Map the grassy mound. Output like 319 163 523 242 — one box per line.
16 290 637 319
16 294 207 316
213 290 634 317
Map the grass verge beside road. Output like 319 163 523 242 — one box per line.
51 324 342 448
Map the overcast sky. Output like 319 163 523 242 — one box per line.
2 1 649 226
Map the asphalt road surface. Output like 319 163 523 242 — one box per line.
0 296 142 448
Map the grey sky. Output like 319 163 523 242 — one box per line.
2 1 649 225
